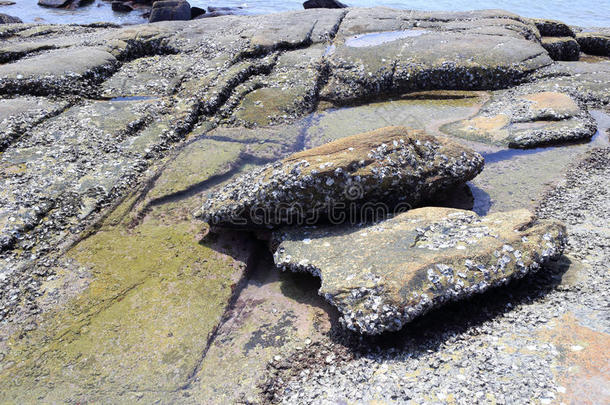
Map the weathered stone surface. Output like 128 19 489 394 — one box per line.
147 138 244 201
0 96 69 151
532 18 575 37
541 37 580 61
100 54 195 98
0 217 256 403
320 8 552 105
0 47 117 96
273 207 566 334
230 45 326 127
442 91 597 148
199 126 484 229
576 31 610 56
0 7 607 403
304 91 485 148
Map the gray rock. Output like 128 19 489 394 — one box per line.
442 90 597 148
0 47 117 96
272 207 566 334
0 13 21 24
320 8 552 105
149 0 191 23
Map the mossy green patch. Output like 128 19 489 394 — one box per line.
0 220 252 403
148 138 245 201
235 86 310 127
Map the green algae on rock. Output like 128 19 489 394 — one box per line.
272 207 567 334
0 219 255 403
199 126 484 229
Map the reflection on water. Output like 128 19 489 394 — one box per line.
344 30 429 47
2 0 609 26
109 96 156 102
471 109 610 215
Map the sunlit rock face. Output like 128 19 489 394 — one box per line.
273 207 566 334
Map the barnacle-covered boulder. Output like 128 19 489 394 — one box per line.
198 126 484 229
273 207 566 334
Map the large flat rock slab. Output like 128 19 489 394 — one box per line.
0 47 117 96
320 8 552 105
0 217 256 403
0 96 69 151
273 207 566 334
200 126 483 229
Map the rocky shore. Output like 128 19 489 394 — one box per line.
0 7 609 404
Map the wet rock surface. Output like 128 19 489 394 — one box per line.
442 90 597 148
576 30 610 56
272 208 566 334
0 7 608 404
275 139 610 405
199 126 484 229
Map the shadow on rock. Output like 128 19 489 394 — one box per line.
331 255 573 354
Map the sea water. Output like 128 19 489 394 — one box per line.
2 0 610 26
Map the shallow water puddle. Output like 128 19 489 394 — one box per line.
470 109 610 215
108 96 156 102
344 30 430 47
305 92 484 148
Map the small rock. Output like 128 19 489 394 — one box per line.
0 12 20 24
149 0 191 23
111 1 134 12
37 0 73 8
